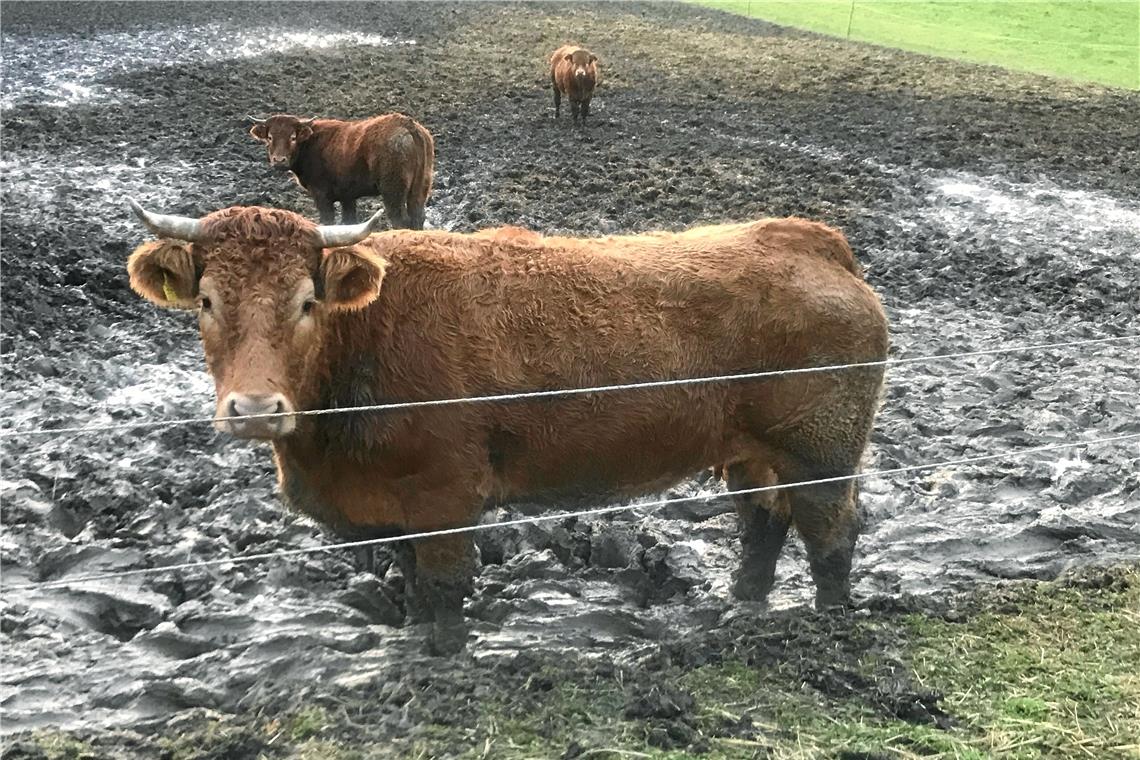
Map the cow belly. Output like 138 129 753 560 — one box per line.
491 406 728 502
335 177 379 200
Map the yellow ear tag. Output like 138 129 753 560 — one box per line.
162 273 179 303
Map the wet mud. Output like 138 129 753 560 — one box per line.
2 0 1138 747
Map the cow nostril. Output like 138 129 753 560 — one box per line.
274 399 284 414
228 398 240 418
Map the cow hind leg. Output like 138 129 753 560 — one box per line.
553 85 561 118
726 459 791 603
410 533 476 655
785 478 860 609
381 190 410 230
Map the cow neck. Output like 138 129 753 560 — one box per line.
283 306 397 465
289 129 329 185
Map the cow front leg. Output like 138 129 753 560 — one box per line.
407 202 427 231
340 198 358 225
315 195 337 225
570 100 581 123
393 540 428 622
411 533 476 655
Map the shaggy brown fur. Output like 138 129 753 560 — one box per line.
127 207 889 654
249 113 434 229
550 44 599 123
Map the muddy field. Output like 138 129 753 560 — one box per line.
2 1 1139 754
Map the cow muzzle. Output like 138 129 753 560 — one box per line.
217 392 296 439
269 155 292 171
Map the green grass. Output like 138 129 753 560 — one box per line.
692 1 1140 89
903 574 1140 758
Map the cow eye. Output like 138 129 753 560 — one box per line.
301 299 315 316
199 296 212 312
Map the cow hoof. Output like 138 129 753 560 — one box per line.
731 571 774 603
424 619 469 656
813 590 852 612
404 600 435 625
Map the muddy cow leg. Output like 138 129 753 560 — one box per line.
786 478 860 609
410 533 476 655
581 98 590 123
762 361 882 609
392 540 427 622
553 84 561 118
407 202 426 231
353 546 377 574
340 198 358 225
314 194 337 225
381 190 409 230
570 100 581 123
726 460 791 603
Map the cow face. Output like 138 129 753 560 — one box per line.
248 115 315 171
127 206 386 440
564 50 599 83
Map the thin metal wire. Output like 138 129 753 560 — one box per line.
5 430 1137 593
1 334 1136 440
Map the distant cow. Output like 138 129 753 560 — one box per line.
126 200 889 655
248 113 433 229
550 45 599 122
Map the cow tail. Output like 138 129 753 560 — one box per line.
412 126 435 209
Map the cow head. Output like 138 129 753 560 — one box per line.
125 199 387 440
564 49 599 86
248 114 317 171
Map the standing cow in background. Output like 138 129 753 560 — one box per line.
248 113 434 229
125 199 888 655
550 45 599 123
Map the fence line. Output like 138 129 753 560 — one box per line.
1 334 1136 441
5 429 1138 593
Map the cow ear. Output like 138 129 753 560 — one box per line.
127 240 200 309
589 54 598 63
320 247 386 312
564 53 574 62
296 124 314 142
249 123 268 140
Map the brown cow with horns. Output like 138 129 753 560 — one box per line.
125 200 889 654
248 112 433 229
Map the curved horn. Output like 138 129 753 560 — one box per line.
127 197 206 242
245 114 267 124
314 208 386 248
299 116 317 125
